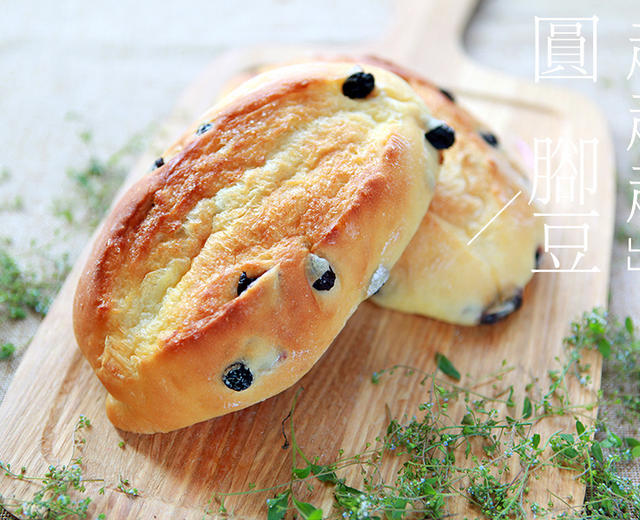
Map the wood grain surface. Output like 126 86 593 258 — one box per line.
0 1 615 518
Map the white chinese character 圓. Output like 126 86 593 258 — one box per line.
535 16 598 82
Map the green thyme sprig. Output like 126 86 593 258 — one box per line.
0 342 16 360
2 309 638 519
0 416 140 519
0 244 69 322
0 416 99 519
204 308 640 519
52 128 148 230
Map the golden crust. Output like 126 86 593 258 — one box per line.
73 62 441 433
361 57 544 325
221 57 543 326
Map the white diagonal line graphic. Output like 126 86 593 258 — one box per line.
467 191 522 246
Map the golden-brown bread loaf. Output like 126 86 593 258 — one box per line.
72 62 443 433
220 57 544 326
363 58 544 325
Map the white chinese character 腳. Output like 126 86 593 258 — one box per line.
535 16 598 82
529 138 598 207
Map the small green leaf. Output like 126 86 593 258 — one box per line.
591 442 603 463
531 433 541 449
506 386 515 408
625 316 634 335
632 446 640 458
563 448 579 458
387 497 408 519
336 481 363 496
311 463 339 484
267 490 290 520
435 353 460 381
608 431 622 447
293 466 311 479
597 338 611 358
558 433 574 443
624 437 640 448
522 397 532 419
293 497 323 520
576 420 585 436
0 342 16 360
371 372 380 384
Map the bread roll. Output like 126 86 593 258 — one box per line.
73 62 444 433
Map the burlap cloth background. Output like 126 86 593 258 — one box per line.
1 1 639 518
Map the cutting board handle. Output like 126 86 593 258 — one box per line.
370 0 478 72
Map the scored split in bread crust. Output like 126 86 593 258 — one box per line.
73 62 442 433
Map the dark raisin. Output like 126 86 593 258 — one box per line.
237 271 257 296
342 72 375 99
196 123 213 136
312 267 336 291
153 157 164 169
439 88 455 102
222 362 253 391
535 247 543 269
480 132 499 147
480 289 523 325
425 123 455 150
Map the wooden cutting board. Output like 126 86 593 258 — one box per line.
0 1 615 518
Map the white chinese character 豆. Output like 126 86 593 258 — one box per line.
534 223 599 273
